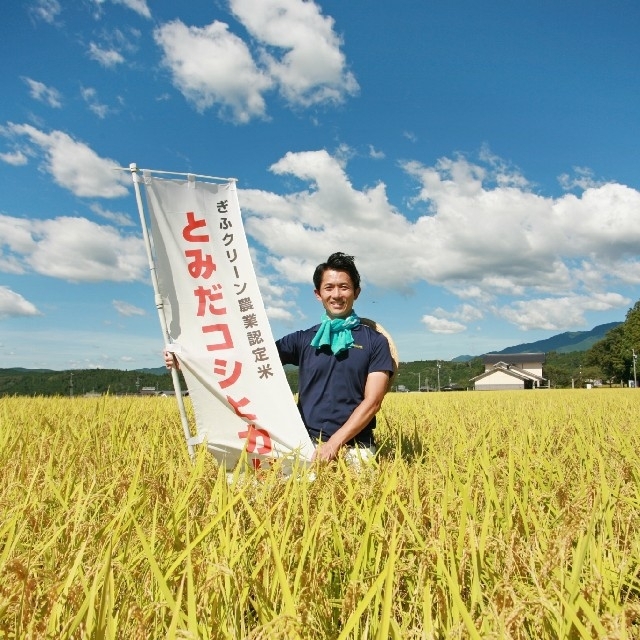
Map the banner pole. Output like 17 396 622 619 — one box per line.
129 162 195 460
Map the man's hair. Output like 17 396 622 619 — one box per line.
313 252 361 290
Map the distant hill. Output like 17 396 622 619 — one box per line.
3 367 56 374
490 322 621 355
453 321 621 361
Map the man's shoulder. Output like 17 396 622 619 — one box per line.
278 325 319 344
355 322 384 333
297 324 321 337
354 322 390 344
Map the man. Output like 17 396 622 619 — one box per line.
276 252 394 462
166 252 394 463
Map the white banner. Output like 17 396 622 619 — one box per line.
142 173 314 469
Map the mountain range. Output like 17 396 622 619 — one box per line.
452 321 621 362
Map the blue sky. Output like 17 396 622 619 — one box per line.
1 0 640 370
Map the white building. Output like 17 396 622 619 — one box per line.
471 353 547 391
139 386 158 395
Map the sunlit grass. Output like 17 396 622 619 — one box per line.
1 390 639 638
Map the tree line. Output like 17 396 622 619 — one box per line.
583 300 640 385
0 368 178 397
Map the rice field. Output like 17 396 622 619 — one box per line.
1 390 639 639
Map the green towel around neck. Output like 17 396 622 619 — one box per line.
310 312 361 355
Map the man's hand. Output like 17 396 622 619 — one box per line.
310 371 389 464
164 350 180 370
311 440 341 463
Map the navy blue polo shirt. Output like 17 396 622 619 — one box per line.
276 323 393 446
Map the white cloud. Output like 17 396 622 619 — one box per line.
401 155 640 285
154 2 357 122
22 77 62 108
498 293 631 331
449 285 487 301
5 123 129 198
229 0 358 107
241 149 413 289
422 304 483 333
552 184 640 260
87 26 140 68
0 286 41 319
257 275 298 323
89 103 110 119
92 0 151 19
265 305 296 322
0 150 28 166
154 19 272 123
558 166 604 191
478 144 529 189
421 315 466 334
611 260 640 286
113 300 146 316
81 87 111 119
0 216 31 274
89 203 134 226
368 145 385 160
112 0 150 19
88 42 125 67
0 214 146 283
29 0 61 24
434 304 484 323
238 148 640 332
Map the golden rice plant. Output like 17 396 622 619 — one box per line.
0 390 639 639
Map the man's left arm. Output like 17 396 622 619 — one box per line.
312 370 390 462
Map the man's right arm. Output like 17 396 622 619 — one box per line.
275 331 302 366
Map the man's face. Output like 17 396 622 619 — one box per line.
314 269 360 319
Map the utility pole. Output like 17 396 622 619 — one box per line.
579 364 582 389
633 349 638 388
437 361 441 391
69 371 73 398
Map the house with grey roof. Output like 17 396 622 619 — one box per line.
470 353 548 390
